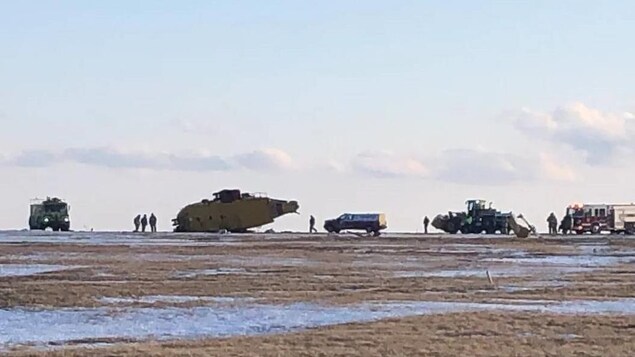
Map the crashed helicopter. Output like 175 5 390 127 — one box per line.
172 189 299 233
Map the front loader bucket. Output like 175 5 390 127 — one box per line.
431 214 449 231
507 214 535 238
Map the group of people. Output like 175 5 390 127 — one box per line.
547 212 574 235
134 213 157 233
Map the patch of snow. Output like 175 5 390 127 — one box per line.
174 268 251 278
0 264 80 277
2 299 635 349
98 295 255 305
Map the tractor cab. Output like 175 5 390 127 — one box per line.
466 200 488 213
466 199 495 219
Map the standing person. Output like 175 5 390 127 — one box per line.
141 214 148 233
149 213 157 233
309 215 317 233
133 215 141 232
560 214 572 235
423 216 430 234
547 213 558 235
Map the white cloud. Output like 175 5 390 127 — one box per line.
234 148 295 171
351 150 428 178
513 102 635 165
538 153 576 182
434 149 530 185
1 147 297 173
5 150 59 168
349 148 576 185
64 147 171 170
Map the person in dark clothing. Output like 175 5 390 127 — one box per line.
560 214 573 235
423 216 430 234
141 214 148 233
309 215 317 233
547 212 558 235
149 213 157 233
133 215 141 232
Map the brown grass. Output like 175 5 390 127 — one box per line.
1 233 634 355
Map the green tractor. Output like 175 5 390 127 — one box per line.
29 197 71 231
432 199 511 234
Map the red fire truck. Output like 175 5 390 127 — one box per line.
566 203 635 234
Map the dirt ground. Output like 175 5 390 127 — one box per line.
1 232 634 356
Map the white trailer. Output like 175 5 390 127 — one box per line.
611 205 635 233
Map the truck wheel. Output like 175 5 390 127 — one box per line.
591 224 600 234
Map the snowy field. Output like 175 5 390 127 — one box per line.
0 231 634 355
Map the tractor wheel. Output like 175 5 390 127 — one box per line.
446 222 458 234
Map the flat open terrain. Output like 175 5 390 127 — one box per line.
1 231 634 356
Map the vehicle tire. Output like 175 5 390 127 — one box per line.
373 230 380 237
366 227 373 234
591 224 600 235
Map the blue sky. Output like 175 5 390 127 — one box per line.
1 1 634 231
